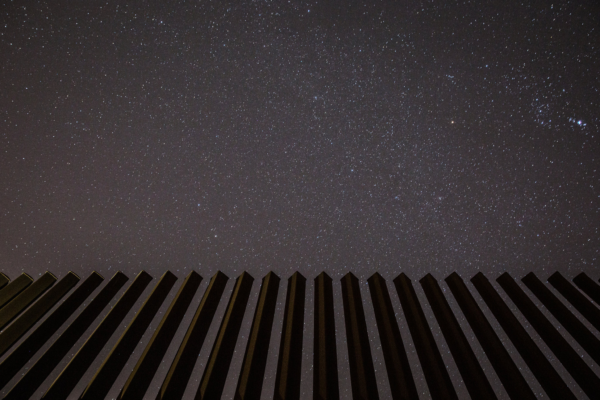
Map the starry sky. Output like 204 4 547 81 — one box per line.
1 1 599 399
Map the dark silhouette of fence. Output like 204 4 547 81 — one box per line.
0 269 599 399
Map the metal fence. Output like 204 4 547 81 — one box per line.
0 269 599 399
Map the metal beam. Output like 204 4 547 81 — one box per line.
497 272 600 399
0 272 9 290
341 272 379 400
573 272 600 305
471 272 576 400
313 272 339 400
367 272 418 400
42 271 153 400
79 271 177 400
273 272 306 400
0 272 103 391
4 271 128 400
420 273 497 400
0 271 57 330
195 271 254 400
548 271 600 332
445 272 535 400
0 271 79 357
118 271 201 400
522 272 600 365
235 271 280 400
394 273 458 400
0 273 33 310
157 271 229 400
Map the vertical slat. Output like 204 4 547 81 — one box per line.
235 271 280 400
341 272 379 400
573 272 600 305
42 271 153 400
394 273 458 400
0 271 79 357
0 273 33 310
157 271 229 400
445 272 536 400
497 272 600 398
273 271 306 400
79 271 177 400
548 271 600 332
0 272 57 330
522 272 600 365
195 271 254 400
367 273 418 400
0 272 9 290
118 271 202 400
420 273 497 400
471 272 576 400
4 271 128 400
0 272 103 391
313 272 339 400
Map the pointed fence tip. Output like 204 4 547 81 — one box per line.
393 272 411 282
368 271 383 280
341 271 359 281
316 271 333 281
264 271 281 281
290 271 306 281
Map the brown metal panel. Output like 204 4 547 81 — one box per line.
42 271 153 400
79 271 177 400
313 272 339 400
367 273 418 400
445 272 536 400
0 273 33 310
394 273 458 400
157 271 229 400
0 271 57 330
235 272 280 400
497 272 600 399
420 273 497 400
0 271 79 357
471 272 576 400
573 272 600 305
3 271 128 400
0 272 103 391
341 272 379 400
548 271 600 332
118 271 202 400
522 272 600 365
0 272 9 290
273 272 306 400
195 271 254 400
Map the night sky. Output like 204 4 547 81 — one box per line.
1 1 599 399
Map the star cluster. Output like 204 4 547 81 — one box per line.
1 1 598 281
